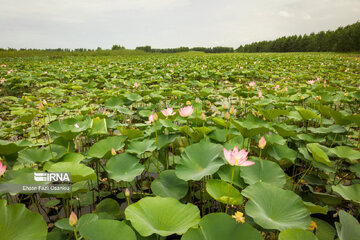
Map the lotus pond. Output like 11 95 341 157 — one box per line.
0 52 360 240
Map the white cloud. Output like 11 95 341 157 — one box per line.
278 11 292 18
302 14 312 20
0 0 359 49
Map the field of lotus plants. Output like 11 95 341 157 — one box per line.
0 52 360 240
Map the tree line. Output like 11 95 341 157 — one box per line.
135 46 234 53
236 21 360 52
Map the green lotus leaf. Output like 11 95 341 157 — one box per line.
206 179 243 205
156 134 180 150
273 123 297 137
88 118 107 135
332 184 360 203
217 164 246 188
313 218 336 240
151 170 188 199
330 146 360 163
124 93 142 102
296 107 320 120
267 145 297 164
60 152 84 164
45 162 96 183
104 96 132 108
118 127 144 139
175 141 224 181
181 213 262 240
349 163 360 177
127 138 156 155
308 125 346 134
261 109 289 121
77 214 99 230
232 115 274 138
279 229 318 240
303 202 328 215
242 182 311 231
17 147 53 165
335 210 360 240
307 143 332 167
47 118 91 140
105 153 144 182
240 159 286 188
0 139 32 156
95 198 121 219
87 135 126 158
116 106 134 115
0 200 47 240
79 219 136 240
125 196 200 237
54 218 73 231
312 192 342 206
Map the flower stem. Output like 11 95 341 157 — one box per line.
225 166 235 213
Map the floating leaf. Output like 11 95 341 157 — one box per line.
79 219 136 240
105 153 144 182
335 210 360 240
279 229 318 240
181 213 262 240
206 179 243 205
332 184 360 203
125 196 200 237
242 182 311 231
175 142 224 181
87 135 126 158
240 159 286 188
307 143 332 167
0 200 47 240
151 170 188 200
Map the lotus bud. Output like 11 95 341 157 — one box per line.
125 188 130 197
225 111 230 120
69 211 78 227
229 106 235 115
258 136 266 149
201 112 206 121
39 102 45 111
42 99 47 105
258 90 262 98
111 148 116 156
195 98 200 103
153 113 158 121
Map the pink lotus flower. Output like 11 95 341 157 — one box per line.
0 161 6 176
284 86 288 92
161 107 176 117
308 80 315 85
179 106 194 118
148 113 158 123
134 82 139 88
224 146 254 167
249 81 256 87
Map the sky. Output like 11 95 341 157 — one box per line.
0 0 359 49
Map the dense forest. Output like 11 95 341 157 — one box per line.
236 21 360 52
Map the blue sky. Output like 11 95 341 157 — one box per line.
0 0 359 49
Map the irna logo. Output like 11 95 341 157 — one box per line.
34 172 71 182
